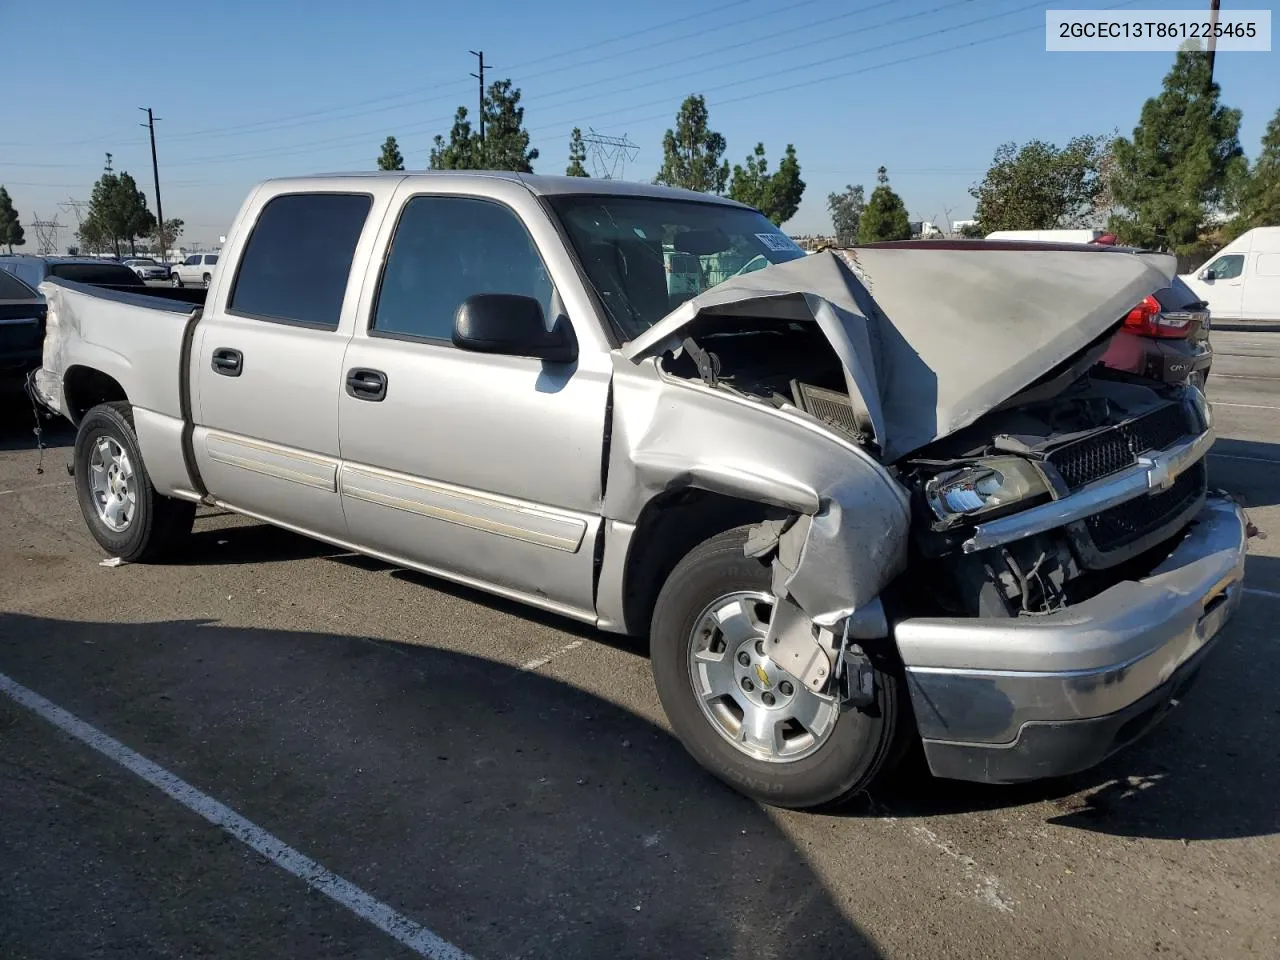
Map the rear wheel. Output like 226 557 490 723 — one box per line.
649 525 907 809
74 402 195 562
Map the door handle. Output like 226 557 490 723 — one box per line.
345 368 387 402
211 348 242 377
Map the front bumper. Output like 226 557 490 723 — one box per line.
896 495 1247 783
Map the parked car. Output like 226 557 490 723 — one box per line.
122 257 172 281
1097 275 1213 388
1180 226 1280 322
169 253 219 287
31 172 1247 810
0 268 46 393
0 255 147 293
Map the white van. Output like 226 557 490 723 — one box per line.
984 229 1115 244
1180 227 1280 321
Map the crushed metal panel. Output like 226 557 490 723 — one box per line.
623 248 1176 462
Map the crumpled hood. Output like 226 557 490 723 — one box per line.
622 247 1177 462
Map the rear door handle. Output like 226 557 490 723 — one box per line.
345 368 387 402
211 348 242 377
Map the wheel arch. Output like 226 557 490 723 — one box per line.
618 487 786 639
63 365 129 425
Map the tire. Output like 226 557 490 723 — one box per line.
649 525 907 809
171 274 183 287
202 273 211 285
73 401 195 562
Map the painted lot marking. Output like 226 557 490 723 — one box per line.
1245 586 1280 601
0 480 74 497
1211 401 1280 411
0 671 473 960
1209 452 1280 465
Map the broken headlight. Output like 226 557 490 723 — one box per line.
924 456 1051 525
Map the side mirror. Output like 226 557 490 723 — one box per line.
452 293 578 364
1198 268 1212 281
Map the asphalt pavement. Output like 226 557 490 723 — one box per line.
1 328 1278 959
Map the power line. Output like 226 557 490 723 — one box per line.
117 0 770 148
153 0 1005 170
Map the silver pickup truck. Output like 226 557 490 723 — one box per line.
31 172 1249 809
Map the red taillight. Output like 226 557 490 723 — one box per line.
1122 294 1189 338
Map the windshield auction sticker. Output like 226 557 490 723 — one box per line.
1046 9 1271 51
757 233 804 253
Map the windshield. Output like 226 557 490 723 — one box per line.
0 269 39 300
546 195 807 340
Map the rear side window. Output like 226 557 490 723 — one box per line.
371 196 554 342
229 193 372 328
206 255 219 266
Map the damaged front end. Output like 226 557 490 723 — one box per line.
611 243 1226 708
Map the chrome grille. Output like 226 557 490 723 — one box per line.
1083 460 1207 552
1046 403 1192 491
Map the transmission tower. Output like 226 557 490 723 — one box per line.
30 213 63 255
583 128 639 180
60 198 90 231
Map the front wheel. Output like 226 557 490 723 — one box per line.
74 402 195 562
202 273 211 285
649 525 907 809
170 274 183 287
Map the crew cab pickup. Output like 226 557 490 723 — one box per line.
31 172 1249 809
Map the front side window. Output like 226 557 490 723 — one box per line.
372 196 554 341
185 255 200 266
229 192 372 328
546 194 807 339
1206 254 1244 280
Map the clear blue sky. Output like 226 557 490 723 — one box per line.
3 0 1276 248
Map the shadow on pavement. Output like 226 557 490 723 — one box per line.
0 612 878 960
869 558 1279 844
1208 437 1280 508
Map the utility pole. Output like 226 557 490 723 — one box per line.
1206 0 1221 84
469 50 488 146
139 107 165 257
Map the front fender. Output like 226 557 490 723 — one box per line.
604 357 911 620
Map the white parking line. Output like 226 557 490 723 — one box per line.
0 480 74 496
1208 452 1280 465
1211 401 1280 411
0 671 472 960
1245 587 1280 601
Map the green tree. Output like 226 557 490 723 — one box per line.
727 143 806 226
377 136 405 171
76 215 110 254
969 135 1110 232
85 159 156 256
1226 106 1280 238
1107 49 1245 255
0 186 24 253
481 79 538 172
958 221 984 239
826 184 865 247
566 127 589 177
655 95 729 194
429 107 480 170
857 167 911 243
150 217 184 257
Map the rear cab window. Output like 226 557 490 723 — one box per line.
228 192 373 328
48 262 145 286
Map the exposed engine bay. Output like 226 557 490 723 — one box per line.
658 321 1208 621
